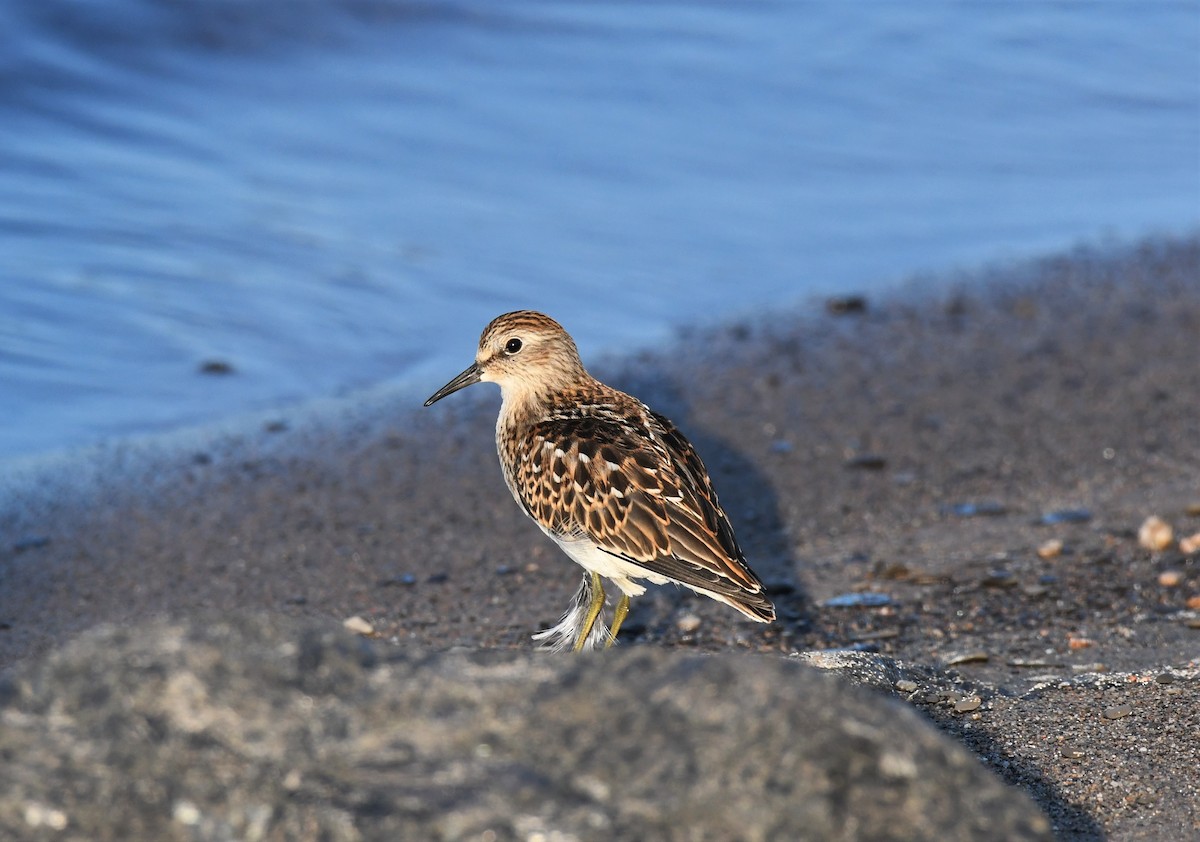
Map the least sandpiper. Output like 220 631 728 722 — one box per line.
424 311 775 651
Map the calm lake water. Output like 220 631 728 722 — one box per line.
1 0 1197 465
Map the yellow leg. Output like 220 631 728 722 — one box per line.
573 571 606 653
606 593 630 648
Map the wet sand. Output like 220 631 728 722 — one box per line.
2 234 1198 840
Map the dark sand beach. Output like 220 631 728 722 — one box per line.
2 235 1198 840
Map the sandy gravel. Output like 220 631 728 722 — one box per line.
2 234 1198 840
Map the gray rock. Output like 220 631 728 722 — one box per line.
0 615 1052 841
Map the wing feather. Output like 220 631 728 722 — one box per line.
504 394 774 621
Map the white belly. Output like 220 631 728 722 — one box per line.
549 533 670 596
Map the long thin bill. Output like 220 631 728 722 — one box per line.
423 362 482 406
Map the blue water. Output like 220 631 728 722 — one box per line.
1 0 1197 463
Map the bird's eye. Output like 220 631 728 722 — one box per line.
505 337 523 354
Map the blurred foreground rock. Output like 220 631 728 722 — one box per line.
0 615 1052 841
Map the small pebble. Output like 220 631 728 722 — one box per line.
1186 595 1200 610
844 453 887 470
982 570 1018 588
1158 570 1183 587
1067 636 1094 650
378 574 418 587
1180 532 1200 554
24 804 69 830
895 679 918 693
1185 502 1200 517
343 615 375 636
676 614 702 633
1037 539 1064 559
954 697 982 713
1185 617 1200 629
1138 516 1174 551
1102 704 1132 720
1154 672 1176 684
1061 746 1087 760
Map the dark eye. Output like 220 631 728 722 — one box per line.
505 337 523 354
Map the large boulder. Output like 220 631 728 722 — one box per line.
0 615 1051 841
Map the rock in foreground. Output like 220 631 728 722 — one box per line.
0 615 1052 841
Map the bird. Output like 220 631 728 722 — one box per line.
424 310 775 651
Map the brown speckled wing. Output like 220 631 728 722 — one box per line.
505 391 774 622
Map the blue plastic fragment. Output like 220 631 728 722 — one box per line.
822 592 893 608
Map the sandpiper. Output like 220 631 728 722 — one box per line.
424 311 775 651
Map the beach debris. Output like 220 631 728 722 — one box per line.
377 573 418 587
822 592 892 608
199 359 235 375
1102 704 1133 720
676 614 702 633
342 615 375 636
1038 508 1093 525
1180 532 1200 555
943 650 989 666
843 453 887 470
825 295 867 315
1036 539 1064 559
943 501 1007 518
1186 596 1200 610
1158 570 1183 588
1138 516 1174 551
1068 636 1094 650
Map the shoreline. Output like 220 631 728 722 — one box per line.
2 233 1198 840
